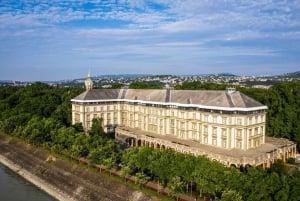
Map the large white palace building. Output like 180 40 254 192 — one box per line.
71 74 296 168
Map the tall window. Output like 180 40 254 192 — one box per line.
192 123 197 130
213 116 217 123
192 131 197 139
249 117 252 125
236 140 242 149
75 113 80 123
249 129 253 136
204 137 208 144
181 122 185 129
237 118 242 125
222 140 227 148
213 127 217 135
222 129 227 137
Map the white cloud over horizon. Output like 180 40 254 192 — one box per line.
0 0 299 81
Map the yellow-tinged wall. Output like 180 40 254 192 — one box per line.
72 102 266 150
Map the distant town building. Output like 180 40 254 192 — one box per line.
71 74 296 168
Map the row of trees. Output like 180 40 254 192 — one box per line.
122 146 300 201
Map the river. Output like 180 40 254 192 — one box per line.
0 163 56 201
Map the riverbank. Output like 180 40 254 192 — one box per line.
0 134 153 201
0 154 72 201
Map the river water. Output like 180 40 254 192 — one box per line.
0 163 56 201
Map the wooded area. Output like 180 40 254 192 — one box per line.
0 82 299 200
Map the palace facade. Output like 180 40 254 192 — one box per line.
71 75 296 168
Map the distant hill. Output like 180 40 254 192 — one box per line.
281 71 300 78
217 73 237 77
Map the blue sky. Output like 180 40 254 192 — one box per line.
0 0 300 81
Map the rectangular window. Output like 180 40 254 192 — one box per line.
213 116 217 123
213 127 217 135
75 113 80 123
192 131 197 139
192 123 197 130
249 117 252 125
204 137 208 144
190 112 195 119
237 118 242 125
181 122 185 129
222 117 227 125
222 140 227 148
236 141 242 149
222 129 227 137
171 111 174 116
236 129 242 137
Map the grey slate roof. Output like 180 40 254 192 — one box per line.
72 88 266 109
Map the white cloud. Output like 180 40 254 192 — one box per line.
0 0 300 80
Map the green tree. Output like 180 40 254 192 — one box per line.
89 118 105 136
167 176 185 201
218 190 243 201
120 166 132 183
288 171 300 201
135 172 150 187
